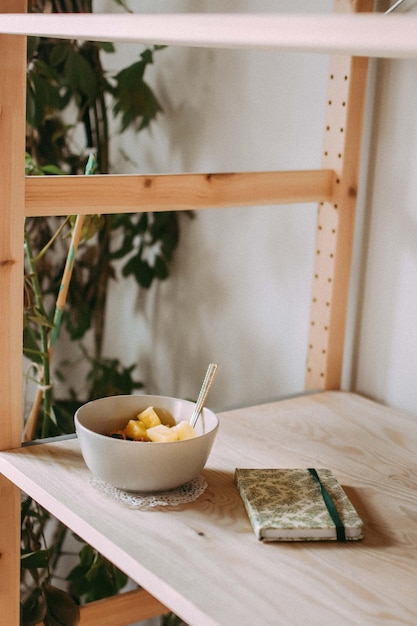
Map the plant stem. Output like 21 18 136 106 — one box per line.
24 229 53 438
34 216 71 264
50 214 85 350
51 153 95 349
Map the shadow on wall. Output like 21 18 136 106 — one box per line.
102 0 332 410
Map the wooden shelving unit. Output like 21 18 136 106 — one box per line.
1 1 417 624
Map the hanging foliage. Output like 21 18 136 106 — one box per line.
22 2 186 624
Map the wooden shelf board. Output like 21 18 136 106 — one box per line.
1 391 417 626
24 169 334 217
1 14 417 58
79 588 168 625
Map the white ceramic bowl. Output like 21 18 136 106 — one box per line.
74 394 219 492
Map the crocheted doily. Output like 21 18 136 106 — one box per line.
91 474 208 509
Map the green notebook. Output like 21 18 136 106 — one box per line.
235 468 363 542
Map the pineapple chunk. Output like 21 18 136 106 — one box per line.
153 407 176 427
123 419 149 441
170 420 197 441
137 406 161 429
111 407 196 444
147 424 179 443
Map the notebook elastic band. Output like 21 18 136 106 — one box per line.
308 468 346 542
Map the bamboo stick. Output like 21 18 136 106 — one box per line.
24 155 95 442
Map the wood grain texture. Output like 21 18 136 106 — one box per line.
78 588 167 625
1 392 417 626
24 170 335 217
0 8 26 450
306 0 372 391
0 2 26 624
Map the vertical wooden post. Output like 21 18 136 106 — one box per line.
305 0 373 390
0 1 27 623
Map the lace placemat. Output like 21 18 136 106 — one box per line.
91 474 208 509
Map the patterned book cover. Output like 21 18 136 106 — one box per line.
235 468 363 542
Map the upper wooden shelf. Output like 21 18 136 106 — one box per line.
1 13 417 58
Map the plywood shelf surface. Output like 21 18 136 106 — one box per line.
1 13 417 58
1 392 416 625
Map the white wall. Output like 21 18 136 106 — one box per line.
352 50 417 415
93 1 417 417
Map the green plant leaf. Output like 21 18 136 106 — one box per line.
67 545 127 603
42 582 80 626
151 212 180 260
21 548 51 570
122 254 155 288
64 49 98 100
27 35 40 61
85 356 143 400
112 0 132 11
49 42 70 68
97 41 115 53
26 307 54 330
64 303 92 341
51 403 78 435
21 588 47 626
154 255 169 280
23 326 43 364
113 58 163 132
162 613 184 626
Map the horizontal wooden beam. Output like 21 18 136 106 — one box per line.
77 588 168 626
25 169 335 217
1 14 417 58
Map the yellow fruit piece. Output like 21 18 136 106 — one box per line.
170 421 196 441
137 406 161 429
147 424 179 443
153 407 176 427
123 419 149 441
